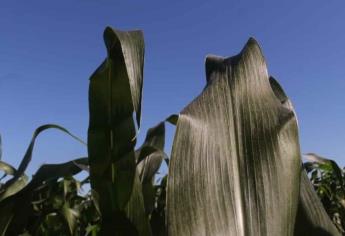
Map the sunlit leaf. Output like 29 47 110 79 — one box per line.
167 38 301 235
0 160 17 179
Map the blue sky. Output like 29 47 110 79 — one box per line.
0 0 344 175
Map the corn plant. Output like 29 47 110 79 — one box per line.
86 27 340 235
303 153 345 233
0 26 342 236
0 125 90 235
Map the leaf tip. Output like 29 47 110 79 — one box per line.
205 54 225 83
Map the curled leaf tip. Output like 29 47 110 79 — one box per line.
103 27 119 53
205 55 225 83
269 76 288 103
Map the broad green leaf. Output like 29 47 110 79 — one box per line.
167 38 301 236
88 26 149 235
103 26 145 128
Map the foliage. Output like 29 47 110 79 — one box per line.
88 27 149 235
0 26 343 236
304 153 345 234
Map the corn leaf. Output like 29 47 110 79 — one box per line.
269 78 341 235
0 160 17 177
88 27 150 235
0 174 28 201
3 124 85 191
294 170 340 236
0 158 87 235
137 122 166 217
167 38 302 236
61 202 79 235
136 115 177 165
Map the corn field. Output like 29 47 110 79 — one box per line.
0 27 343 236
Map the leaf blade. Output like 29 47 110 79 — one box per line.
167 39 302 236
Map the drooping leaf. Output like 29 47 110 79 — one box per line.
136 115 178 165
0 160 17 178
0 158 87 235
0 174 28 201
269 77 341 235
167 38 302 236
269 79 341 235
3 124 85 191
294 170 341 236
136 122 165 165
30 158 88 185
88 26 150 235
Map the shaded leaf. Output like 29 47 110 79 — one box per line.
166 114 179 126
103 26 145 128
0 174 28 201
4 124 85 191
88 26 150 235
125 171 152 236
136 115 177 165
0 158 86 235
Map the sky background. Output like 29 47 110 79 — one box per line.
0 0 344 176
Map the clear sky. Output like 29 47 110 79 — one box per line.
0 0 344 175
